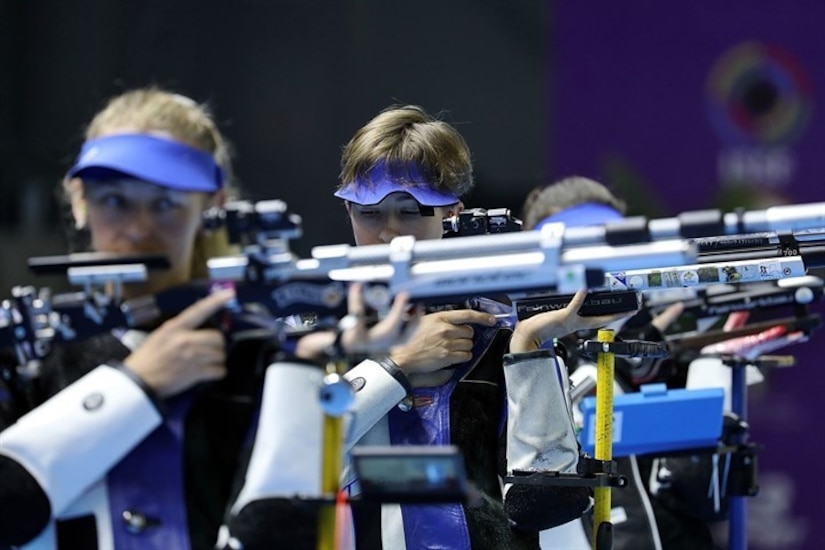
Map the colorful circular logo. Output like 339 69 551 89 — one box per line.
706 42 813 146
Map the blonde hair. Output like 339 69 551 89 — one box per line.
75 86 238 278
339 105 473 197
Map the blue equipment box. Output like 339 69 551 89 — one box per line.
579 384 724 457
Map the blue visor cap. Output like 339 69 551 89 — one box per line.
334 162 460 206
67 134 224 193
534 202 623 230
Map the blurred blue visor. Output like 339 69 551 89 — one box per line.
67 133 224 193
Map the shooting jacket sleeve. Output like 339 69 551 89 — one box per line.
342 358 409 450
502 349 591 531
0 365 162 527
217 358 333 550
503 349 579 474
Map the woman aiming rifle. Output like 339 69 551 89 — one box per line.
325 106 633 549
0 87 411 550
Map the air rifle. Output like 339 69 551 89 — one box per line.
1 200 700 364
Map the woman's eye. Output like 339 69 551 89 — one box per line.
154 197 179 212
401 210 421 216
97 194 127 209
358 210 379 217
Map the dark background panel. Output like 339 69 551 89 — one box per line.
0 0 548 296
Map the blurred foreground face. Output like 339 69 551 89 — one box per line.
346 192 454 245
83 178 208 294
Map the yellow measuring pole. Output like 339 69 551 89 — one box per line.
592 328 615 550
317 360 346 550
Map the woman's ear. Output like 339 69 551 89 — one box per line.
64 178 87 229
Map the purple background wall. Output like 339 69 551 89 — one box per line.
554 3 824 548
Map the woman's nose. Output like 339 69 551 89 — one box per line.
377 213 404 243
378 226 401 243
123 208 154 240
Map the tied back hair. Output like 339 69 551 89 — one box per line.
339 104 474 197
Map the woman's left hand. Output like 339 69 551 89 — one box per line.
509 289 637 353
339 283 419 355
294 283 418 360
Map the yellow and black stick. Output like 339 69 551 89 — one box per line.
317 357 348 550
593 328 615 550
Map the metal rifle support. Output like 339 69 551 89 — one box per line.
724 354 757 550
682 318 811 550
592 328 616 550
576 335 671 550
715 351 797 550
663 351 783 550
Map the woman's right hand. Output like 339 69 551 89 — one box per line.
123 288 236 398
390 309 496 387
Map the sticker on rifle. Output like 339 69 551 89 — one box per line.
663 270 682 287
697 267 720 283
738 265 759 281
628 274 647 289
681 270 699 286
607 272 628 290
722 264 758 283
648 271 662 287
758 261 782 279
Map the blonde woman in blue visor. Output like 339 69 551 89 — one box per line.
0 88 410 550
